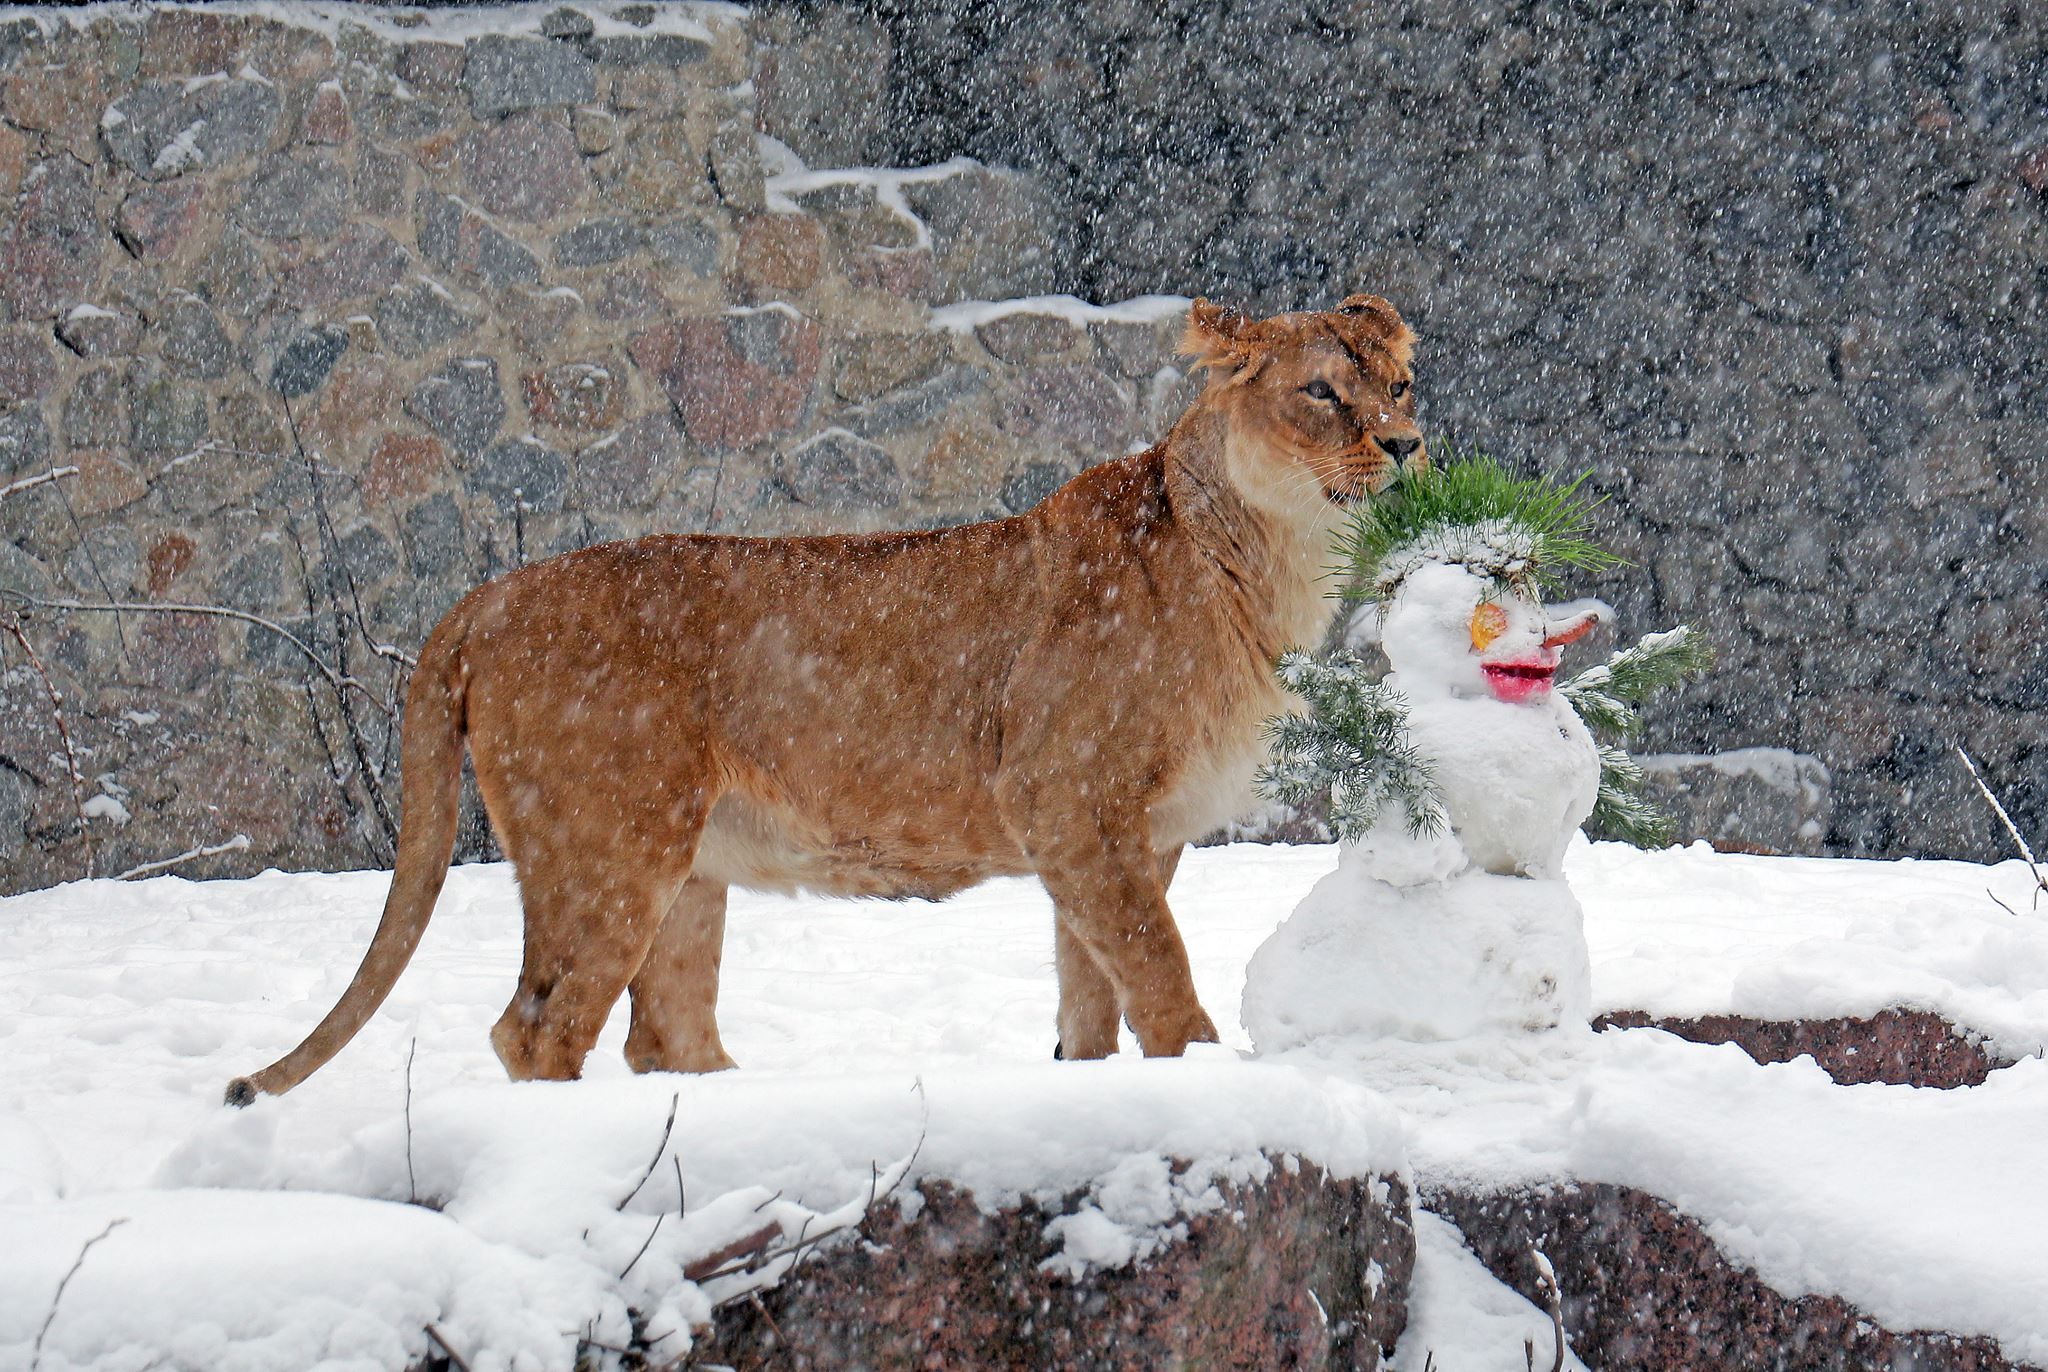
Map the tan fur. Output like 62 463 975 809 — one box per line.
226 296 1427 1101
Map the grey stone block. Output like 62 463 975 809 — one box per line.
405 357 505 459
269 327 349 401
462 35 596 118
469 437 568 512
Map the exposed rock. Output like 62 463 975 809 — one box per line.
0 409 51 478
303 81 350 146
192 228 275 322
900 165 1059 305
236 154 348 241
415 191 543 287
522 360 623 431
376 279 478 359
468 436 567 512
405 356 505 459
66 451 149 518
977 311 1085 364
834 331 950 404
1430 1185 2032 1372
354 144 409 216
569 410 683 511
735 212 824 296
1634 749 1832 856
269 326 349 400
999 460 1069 514
56 306 143 360
128 367 208 457
114 180 211 263
843 365 988 441
361 432 449 510
707 120 766 213
461 111 588 222
461 34 596 118
702 1166 1414 1371
1 159 101 319
647 218 720 275
1593 1010 2012 1089
279 224 412 310
771 429 902 509
61 367 126 450
630 309 820 450
156 293 233 380
1003 365 1132 453
0 327 58 409
101 76 281 180
552 217 643 266
586 33 711 67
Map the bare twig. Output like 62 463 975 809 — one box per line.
1 594 393 716
1956 745 2046 912
404 1037 419 1206
32 1217 127 1370
113 833 250 881
617 1091 682 1212
682 1221 781 1282
747 1290 788 1351
1531 1247 1565 1372
0 464 78 502
618 1210 666 1281
423 1323 473 1372
1 611 94 878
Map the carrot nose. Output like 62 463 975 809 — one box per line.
1541 612 1601 648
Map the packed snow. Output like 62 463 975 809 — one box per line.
3 841 2046 1369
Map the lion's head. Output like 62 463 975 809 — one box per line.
1180 293 1426 514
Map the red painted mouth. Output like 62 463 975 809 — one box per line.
1483 659 1557 703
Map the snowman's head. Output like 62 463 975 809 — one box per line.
1380 562 1603 704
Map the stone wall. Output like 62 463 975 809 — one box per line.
0 0 2039 890
756 0 2048 864
0 3 1201 890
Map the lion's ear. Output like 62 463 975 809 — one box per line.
1180 297 1258 375
1337 293 1417 368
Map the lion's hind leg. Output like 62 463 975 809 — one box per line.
487 786 713 1083
625 875 738 1074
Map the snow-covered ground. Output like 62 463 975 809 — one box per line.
2 840 2044 1370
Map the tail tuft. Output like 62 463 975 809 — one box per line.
224 1077 258 1108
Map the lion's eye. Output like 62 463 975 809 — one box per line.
1303 380 1338 401
1390 380 1409 400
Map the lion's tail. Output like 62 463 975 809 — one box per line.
225 615 471 1107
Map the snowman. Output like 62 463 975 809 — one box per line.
1242 459 1702 1053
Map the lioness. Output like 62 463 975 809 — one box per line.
227 294 1426 1102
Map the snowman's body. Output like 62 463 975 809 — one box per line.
1245 562 1603 1052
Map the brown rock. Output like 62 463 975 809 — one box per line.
735 214 825 297
462 112 588 223
114 180 210 264
0 327 58 409
2 60 106 156
588 269 668 323
1594 1009 2012 1088
303 81 351 145
522 361 624 432
834 331 951 404
977 311 1084 364
0 123 26 202
569 410 683 511
918 418 1008 503
396 42 467 99
279 224 412 310
361 432 448 509
132 612 219 692
2 159 103 318
630 309 821 451
145 533 198 595
844 245 934 298
702 1165 1414 1371
1004 365 1133 454
67 452 149 518
304 361 404 474
1432 1184 2026 1372
140 8 245 77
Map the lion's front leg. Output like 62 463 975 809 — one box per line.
626 875 739 1074
1033 829 1218 1059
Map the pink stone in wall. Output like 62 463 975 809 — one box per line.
630 310 822 451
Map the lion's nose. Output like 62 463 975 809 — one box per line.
1375 434 1422 459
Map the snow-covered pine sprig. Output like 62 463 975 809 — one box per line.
1561 626 1713 848
1334 446 1623 599
1257 648 1446 842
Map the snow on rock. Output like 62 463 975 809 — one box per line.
929 292 1193 334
